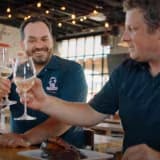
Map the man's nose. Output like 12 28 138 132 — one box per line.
119 31 130 47
121 30 130 42
34 40 44 48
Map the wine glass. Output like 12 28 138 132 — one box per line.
13 56 36 120
0 47 17 106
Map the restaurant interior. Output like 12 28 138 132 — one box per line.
0 0 128 160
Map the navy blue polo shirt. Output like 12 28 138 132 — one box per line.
9 55 88 148
89 58 160 151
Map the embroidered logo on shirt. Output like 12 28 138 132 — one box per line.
46 77 58 92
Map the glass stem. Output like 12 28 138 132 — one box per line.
24 92 27 116
5 95 9 103
1 95 10 108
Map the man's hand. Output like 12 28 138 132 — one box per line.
0 77 11 100
17 78 48 111
0 133 30 148
122 144 160 160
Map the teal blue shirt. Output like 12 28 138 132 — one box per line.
10 55 88 148
89 59 160 151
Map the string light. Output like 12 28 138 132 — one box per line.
8 14 12 18
104 22 109 28
80 18 84 22
3 2 108 31
60 6 66 11
83 16 87 20
36 2 42 8
24 15 31 21
45 10 50 14
93 10 98 15
6 7 11 13
24 17 28 20
72 20 76 24
71 14 76 19
58 22 62 27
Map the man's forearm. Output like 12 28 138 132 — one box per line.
40 96 107 126
22 117 72 145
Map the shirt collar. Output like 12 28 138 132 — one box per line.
127 59 149 71
37 55 60 77
45 55 60 70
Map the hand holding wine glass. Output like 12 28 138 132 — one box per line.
0 46 17 106
18 78 48 111
13 56 36 120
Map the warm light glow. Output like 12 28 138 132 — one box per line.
93 10 98 15
104 22 109 28
80 18 84 22
58 22 62 27
72 20 76 24
24 16 31 21
60 6 66 11
45 10 50 14
37 2 42 8
8 14 12 18
71 14 76 19
90 29 94 32
6 7 11 13
83 16 87 20
24 17 28 20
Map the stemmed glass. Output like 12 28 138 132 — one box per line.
13 56 36 120
0 47 17 106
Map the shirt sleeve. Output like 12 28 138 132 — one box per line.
88 66 121 115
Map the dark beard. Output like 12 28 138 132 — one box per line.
32 47 49 53
33 58 48 65
27 47 52 65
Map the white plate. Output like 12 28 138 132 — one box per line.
18 148 113 160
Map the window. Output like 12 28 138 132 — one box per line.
57 35 110 100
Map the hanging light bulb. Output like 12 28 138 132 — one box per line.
104 22 109 28
37 2 42 8
27 15 31 19
45 10 50 14
8 14 12 18
80 18 84 22
24 16 28 21
83 16 87 20
60 6 66 11
72 20 76 24
24 16 31 20
6 7 11 13
71 14 76 19
58 22 62 27
93 10 98 15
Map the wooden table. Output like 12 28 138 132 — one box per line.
0 146 114 160
103 118 121 124
0 147 38 160
91 122 123 136
94 134 123 160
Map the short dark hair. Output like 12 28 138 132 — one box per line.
123 0 160 32
20 16 53 40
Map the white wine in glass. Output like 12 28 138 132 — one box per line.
0 66 13 79
14 76 35 93
14 56 36 120
0 47 17 106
